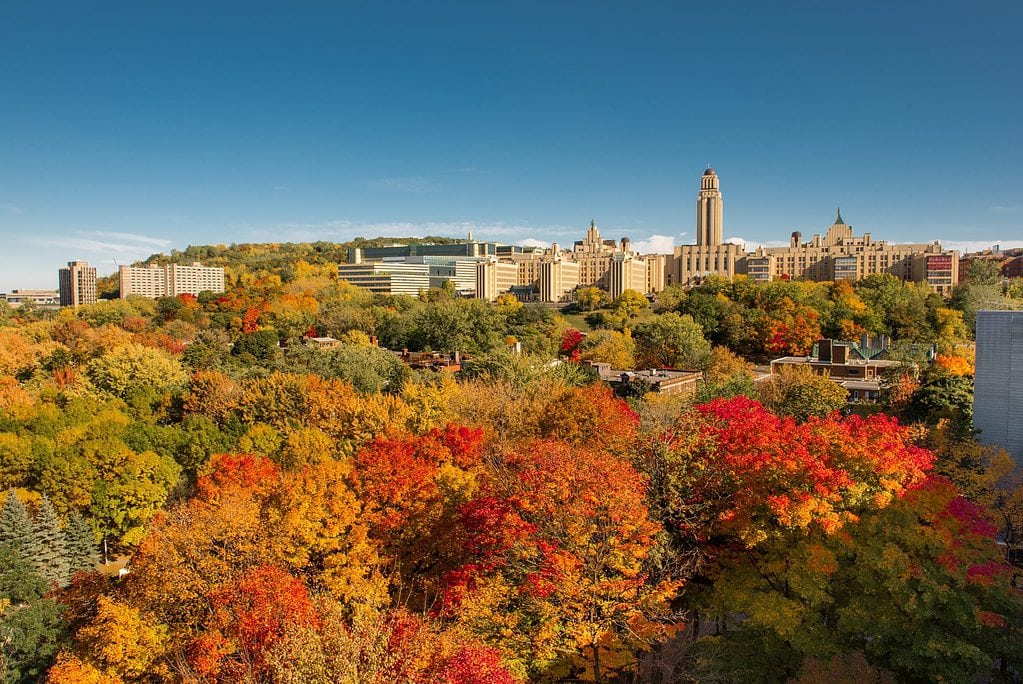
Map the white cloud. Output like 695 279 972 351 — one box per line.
0 203 23 214
989 205 1022 213
516 238 550 248
940 239 1023 253
724 236 791 250
30 230 173 257
631 234 676 254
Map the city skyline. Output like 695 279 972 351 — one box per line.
3 1 1022 290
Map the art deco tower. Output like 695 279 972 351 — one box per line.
696 167 723 246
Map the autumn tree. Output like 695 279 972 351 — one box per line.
441 440 677 680
757 364 848 421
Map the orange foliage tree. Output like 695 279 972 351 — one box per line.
441 440 678 680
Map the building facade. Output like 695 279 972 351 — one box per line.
476 259 520 302
974 311 1023 463
740 210 959 295
0 289 60 307
119 263 226 299
58 260 97 308
337 262 431 296
670 168 745 287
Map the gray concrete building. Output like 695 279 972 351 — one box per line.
974 311 1023 462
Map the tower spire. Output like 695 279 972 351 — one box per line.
835 206 845 225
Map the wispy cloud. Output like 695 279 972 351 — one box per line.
367 176 435 193
989 205 1022 213
245 219 581 244
940 239 1023 253
272 185 290 192
29 230 173 256
0 203 24 214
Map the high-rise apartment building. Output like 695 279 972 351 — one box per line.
119 263 225 299
58 260 97 308
974 311 1023 463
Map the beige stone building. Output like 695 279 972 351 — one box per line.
58 260 97 308
667 169 959 295
119 263 226 299
475 259 520 302
538 258 581 302
670 168 744 286
471 221 670 303
607 252 648 300
741 210 959 295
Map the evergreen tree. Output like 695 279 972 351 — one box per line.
64 513 98 576
0 543 67 683
30 497 70 588
0 491 32 549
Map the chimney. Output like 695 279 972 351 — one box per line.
454 350 461 363
370 335 378 347
833 344 848 364
791 231 801 248
818 338 833 362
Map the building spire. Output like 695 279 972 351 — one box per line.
835 206 845 225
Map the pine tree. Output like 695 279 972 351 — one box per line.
0 490 32 549
30 496 70 588
64 513 98 576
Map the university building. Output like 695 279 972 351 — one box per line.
742 210 958 295
666 169 959 294
58 260 97 308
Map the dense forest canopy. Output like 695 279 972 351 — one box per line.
1 243 1022 683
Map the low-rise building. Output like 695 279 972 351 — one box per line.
338 262 431 296
0 289 60 307
770 337 901 402
588 362 703 396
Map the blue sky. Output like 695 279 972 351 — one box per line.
2 1 1022 290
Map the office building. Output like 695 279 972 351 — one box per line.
974 311 1023 462
58 261 97 308
338 262 431 296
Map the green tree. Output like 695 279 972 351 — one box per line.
757 365 848 421
64 513 98 576
634 312 711 369
30 496 70 588
0 543 67 683
0 492 32 550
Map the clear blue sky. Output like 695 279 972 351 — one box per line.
2 1 1021 290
